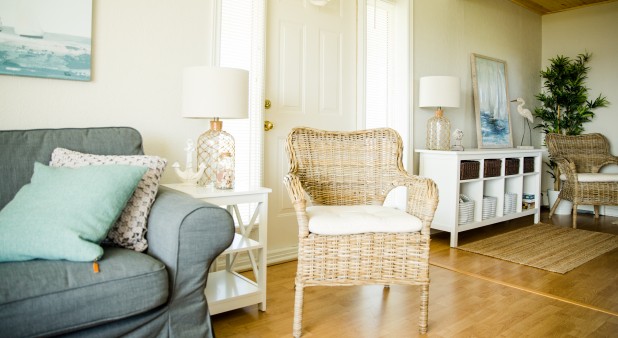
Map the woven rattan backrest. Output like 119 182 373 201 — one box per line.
546 133 611 173
286 127 405 206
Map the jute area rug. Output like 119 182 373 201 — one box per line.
457 223 618 274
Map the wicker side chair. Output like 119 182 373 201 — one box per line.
284 127 439 337
545 133 618 228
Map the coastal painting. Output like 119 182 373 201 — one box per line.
471 54 513 148
0 0 92 81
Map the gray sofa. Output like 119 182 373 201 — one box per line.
0 127 235 337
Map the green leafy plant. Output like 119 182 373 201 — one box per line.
534 52 609 191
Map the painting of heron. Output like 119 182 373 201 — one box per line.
471 54 513 148
0 0 92 81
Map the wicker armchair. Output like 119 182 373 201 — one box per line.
284 127 439 337
545 133 618 228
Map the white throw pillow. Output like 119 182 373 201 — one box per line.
50 148 167 252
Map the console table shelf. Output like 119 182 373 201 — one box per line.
416 148 542 247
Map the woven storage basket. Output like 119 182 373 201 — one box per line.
505 158 520 175
484 159 501 177
460 160 480 180
458 194 475 225
504 192 518 214
482 196 497 220
523 157 534 173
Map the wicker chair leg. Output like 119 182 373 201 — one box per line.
549 196 562 217
419 284 429 334
594 205 600 218
293 283 304 338
572 204 578 229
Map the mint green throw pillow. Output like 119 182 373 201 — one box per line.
0 162 147 262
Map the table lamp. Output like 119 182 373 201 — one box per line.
419 76 460 150
182 66 249 187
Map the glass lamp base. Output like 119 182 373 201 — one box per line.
196 121 236 187
426 109 451 150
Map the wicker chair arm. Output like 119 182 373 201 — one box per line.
596 155 618 172
553 157 579 183
556 154 618 174
398 173 439 236
283 173 310 238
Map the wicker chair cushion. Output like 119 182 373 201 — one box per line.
306 205 422 235
559 173 618 182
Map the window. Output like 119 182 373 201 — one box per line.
360 0 410 209
214 0 265 221
365 1 395 130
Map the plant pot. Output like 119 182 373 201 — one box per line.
547 189 573 215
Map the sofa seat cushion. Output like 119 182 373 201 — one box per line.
307 205 423 235
0 247 168 337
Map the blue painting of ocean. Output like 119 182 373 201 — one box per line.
0 27 91 81
480 110 510 145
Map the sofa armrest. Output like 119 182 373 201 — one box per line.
146 186 234 335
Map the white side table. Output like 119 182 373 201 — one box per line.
163 184 271 314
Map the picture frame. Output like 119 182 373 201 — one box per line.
471 54 513 148
0 0 93 81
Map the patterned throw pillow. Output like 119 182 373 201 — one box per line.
50 148 167 252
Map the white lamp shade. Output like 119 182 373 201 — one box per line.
182 67 249 119
418 76 460 109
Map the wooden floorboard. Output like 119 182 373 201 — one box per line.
211 209 618 337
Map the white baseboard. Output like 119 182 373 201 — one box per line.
213 245 298 271
575 205 618 217
267 246 299 265
542 195 618 218
600 206 618 217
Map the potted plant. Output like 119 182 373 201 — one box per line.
533 52 609 213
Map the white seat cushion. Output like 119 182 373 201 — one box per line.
559 173 618 183
307 205 423 235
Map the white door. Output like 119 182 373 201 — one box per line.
264 0 357 255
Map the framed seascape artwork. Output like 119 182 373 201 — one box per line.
0 0 93 81
471 54 513 148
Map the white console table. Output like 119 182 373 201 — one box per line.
163 184 271 314
416 148 542 247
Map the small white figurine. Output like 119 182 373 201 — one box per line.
172 139 206 185
451 129 464 151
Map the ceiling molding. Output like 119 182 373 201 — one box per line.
510 0 618 15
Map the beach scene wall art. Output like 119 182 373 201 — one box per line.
0 0 92 81
471 54 513 148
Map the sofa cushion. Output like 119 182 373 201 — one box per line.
51 148 167 252
0 163 147 263
0 247 169 337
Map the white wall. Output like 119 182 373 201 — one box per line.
4 1 613 253
412 0 542 170
542 2 618 142
542 1 618 214
0 0 544 179
0 0 215 183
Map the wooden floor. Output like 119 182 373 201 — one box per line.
211 210 618 337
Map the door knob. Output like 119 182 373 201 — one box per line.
264 120 274 131
265 99 271 109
